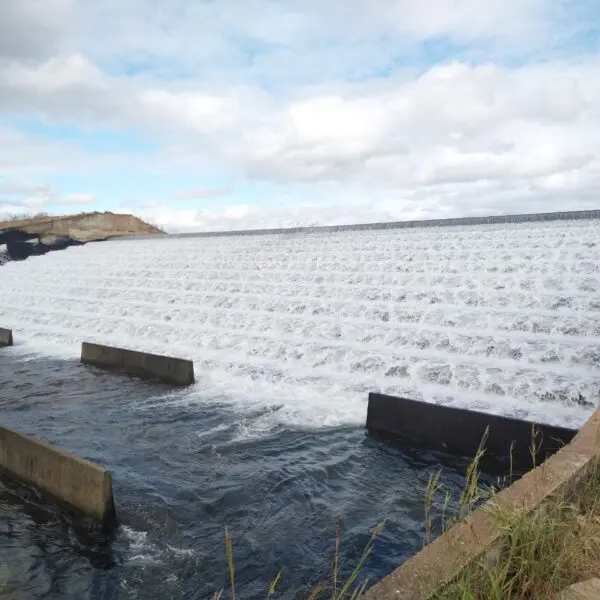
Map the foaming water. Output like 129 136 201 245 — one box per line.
1 219 599 429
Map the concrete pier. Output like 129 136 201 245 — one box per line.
81 342 195 386
0 328 13 347
366 393 577 469
0 426 116 526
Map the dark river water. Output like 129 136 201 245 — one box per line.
0 347 494 600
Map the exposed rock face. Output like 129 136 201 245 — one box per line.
0 211 163 263
0 211 163 243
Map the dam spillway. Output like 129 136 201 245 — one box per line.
2 216 599 429
1 215 600 598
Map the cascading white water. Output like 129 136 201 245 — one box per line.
1 218 599 430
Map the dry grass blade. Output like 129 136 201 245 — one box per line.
266 569 283 599
225 528 236 600
332 516 341 598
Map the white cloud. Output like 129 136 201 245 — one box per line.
0 176 96 218
0 0 74 60
172 187 231 200
68 0 553 82
59 192 96 205
122 172 600 234
0 0 599 231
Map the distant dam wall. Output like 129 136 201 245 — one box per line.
114 209 600 241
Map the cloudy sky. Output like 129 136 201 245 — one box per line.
0 0 599 232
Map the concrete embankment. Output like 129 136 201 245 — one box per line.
81 342 195 386
366 392 577 471
363 405 600 599
0 426 116 526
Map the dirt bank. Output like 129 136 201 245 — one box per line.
0 211 163 244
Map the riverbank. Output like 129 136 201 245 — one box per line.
0 211 163 242
363 406 600 600
433 460 600 599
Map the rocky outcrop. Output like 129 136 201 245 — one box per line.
0 211 163 243
0 211 163 263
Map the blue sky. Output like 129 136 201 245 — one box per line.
0 0 599 232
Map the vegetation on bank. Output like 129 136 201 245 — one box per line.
431 459 600 599
214 431 600 599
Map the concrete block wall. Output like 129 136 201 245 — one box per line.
81 341 195 386
0 426 116 527
0 328 13 347
366 393 577 470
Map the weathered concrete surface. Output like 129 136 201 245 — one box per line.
0 328 13 347
81 342 195 386
366 393 577 470
560 578 600 599
0 211 163 243
0 426 116 526
362 407 600 600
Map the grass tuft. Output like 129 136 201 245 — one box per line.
430 454 600 599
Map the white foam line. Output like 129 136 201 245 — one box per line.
69 249 599 268
16 263 597 292
5 269 600 318
22 256 599 279
4 310 598 381
3 296 600 347
115 233 598 251
5 282 600 315
5 272 591 297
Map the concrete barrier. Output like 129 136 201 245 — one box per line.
366 393 577 471
81 342 195 386
0 426 116 527
0 328 13 347
362 406 600 600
